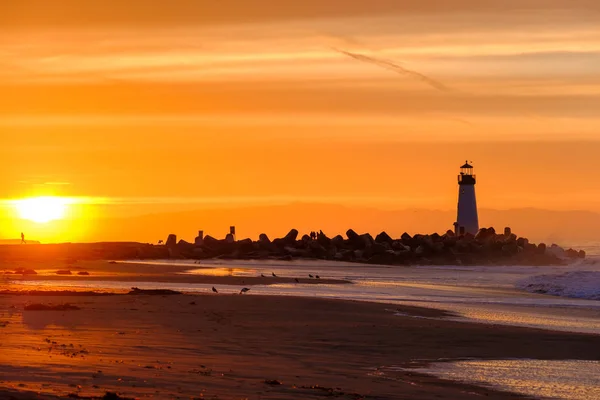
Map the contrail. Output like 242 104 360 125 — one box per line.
331 47 452 92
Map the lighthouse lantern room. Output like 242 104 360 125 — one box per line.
455 161 479 236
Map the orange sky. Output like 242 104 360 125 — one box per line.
2 1 600 242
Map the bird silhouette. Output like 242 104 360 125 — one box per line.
294 278 299 283
240 287 250 294
260 274 265 278
212 286 218 293
272 272 277 277
316 275 320 279
308 274 313 278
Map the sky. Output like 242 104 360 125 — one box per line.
1 1 600 242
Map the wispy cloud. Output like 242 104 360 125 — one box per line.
331 47 452 92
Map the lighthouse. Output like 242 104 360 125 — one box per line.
454 161 479 236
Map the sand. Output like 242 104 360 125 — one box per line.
1 260 350 287
2 290 600 400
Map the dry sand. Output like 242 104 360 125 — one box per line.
2 290 600 400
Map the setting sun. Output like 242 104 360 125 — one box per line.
14 196 70 223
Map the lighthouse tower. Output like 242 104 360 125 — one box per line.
454 161 479 236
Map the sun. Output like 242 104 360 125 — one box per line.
14 196 69 223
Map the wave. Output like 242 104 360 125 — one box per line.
517 271 600 300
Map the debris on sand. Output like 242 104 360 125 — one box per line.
56 270 73 275
13 268 37 275
102 392 135 400
24 303 81 311
264 379 282 385
78 271 90 275
128 287 182 295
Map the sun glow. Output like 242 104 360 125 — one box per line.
14 197 71 223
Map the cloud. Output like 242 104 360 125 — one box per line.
331 47 452 92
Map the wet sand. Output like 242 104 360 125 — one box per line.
1 291 600 399
2 260 350 287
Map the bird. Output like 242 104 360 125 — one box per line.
212 286 218 293
260 274 265 278
272 272 277 277
240 287 250 294
316 275 320 279
308 274 313 278
294 278 299 283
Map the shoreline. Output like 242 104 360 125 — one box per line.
2 292 600 399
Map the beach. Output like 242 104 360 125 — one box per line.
2 258 600 399
2 290 600 400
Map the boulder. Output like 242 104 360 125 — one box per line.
360 233 374 248
237 238 255 254
308 241 327 257
578 250 586 259
165 234 177 247
301 234 311 244
202 235 220 249
375 231 393 244
353 249 364 259
225 234 235 244
258 233 271 244
565 248 579 258
331 235 345 248
401 232 412 242
392 241 410 252
316 231 332 247
367 250 397 265
284 246 308 257
346 229 360 242
537 243 547 254
516 237 529 248
284 229 299 243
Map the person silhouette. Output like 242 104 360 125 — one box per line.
21 232 26 244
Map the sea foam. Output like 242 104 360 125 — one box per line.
517 270 600 300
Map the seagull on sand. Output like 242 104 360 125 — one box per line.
212 286 218 293
272 272 277 277
240 287 250 294
261 273 265 278
316 275 320 279
308 274 313 278
294 278 299 283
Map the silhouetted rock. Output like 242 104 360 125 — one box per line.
284 229 299 243
579 250 586 258
165 234 177 247
317 231 332 247
77 271 90 276
565 248 580 258
375 231 393 244
331 235 345 248
537 243 547 254
346 229 360 244
259 233 271 244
